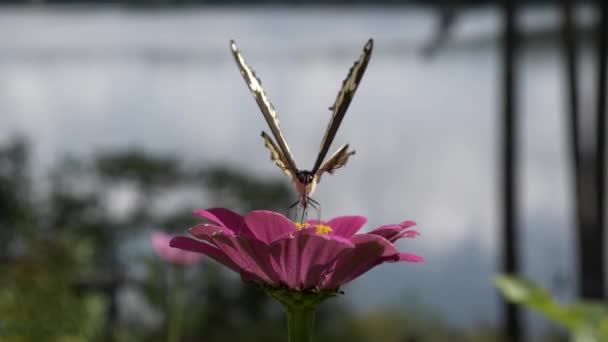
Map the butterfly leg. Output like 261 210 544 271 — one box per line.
288 197 319 223
287 198 304 221
299 199 308 223
307 197 321 223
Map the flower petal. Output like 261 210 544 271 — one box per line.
368 220 417 242
152 232 203 265
393 230 420 241
151 232 172 254
395 253 425 263
321 234 399 289
210 233 281 286
175 251 204 265
189 223 235 246
170 236 239 272
244 210 297 245
269 231 354 290
193 208 246 234
327 216 367 238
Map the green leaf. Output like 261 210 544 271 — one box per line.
496 275 608 342
495 275 579 329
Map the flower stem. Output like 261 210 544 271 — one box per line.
168 265 184 342
263 286 339 342
284 304 316 342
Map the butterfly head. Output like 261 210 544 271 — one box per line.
296 170 315 185
295 170 318 199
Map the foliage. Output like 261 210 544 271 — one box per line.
0 233 105 341
0 137 292 341
496 275 608 342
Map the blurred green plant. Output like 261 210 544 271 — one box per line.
0 232 105 341
496 275 608 342
0 136 299 341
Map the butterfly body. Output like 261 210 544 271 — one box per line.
294 171 317 206
231 40 373 216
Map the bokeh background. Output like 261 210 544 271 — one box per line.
0 1 605 341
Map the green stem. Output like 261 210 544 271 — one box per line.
264 286 338 342
168 265 184 342
284 304 316 342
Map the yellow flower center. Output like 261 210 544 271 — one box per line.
314 224 333 235
293 222 333 235
295 222 310 230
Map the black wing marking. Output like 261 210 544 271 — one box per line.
230 40 299 174
261 131 296 179
314 144 355 183
311 39 373 174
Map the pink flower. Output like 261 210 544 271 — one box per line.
170 208 422 290
151 231 204 265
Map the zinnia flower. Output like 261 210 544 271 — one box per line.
151 231 204 265
169 208 422 290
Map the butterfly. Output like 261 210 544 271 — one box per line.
230 39 373 217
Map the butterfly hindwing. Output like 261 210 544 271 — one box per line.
261 131 296 179
315 144 355 183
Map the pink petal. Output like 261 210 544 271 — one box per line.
321 234 399 289
393 230 420 240
151 232 203 265
327 216 367 238
401 220 416 228
170 236 239 272
189 223 235 245
269 231 354 290
151 232 172 254
243 210 297 245
210 233 280 286
173 250 204 265
368 220 417 242
392 253 425 263
193 208 246 234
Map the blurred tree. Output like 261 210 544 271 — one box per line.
0 137 509 341
0 136 35 258
0 138 296 341
53 147 293 340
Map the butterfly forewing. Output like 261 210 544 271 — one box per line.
230 40 299 175
311 39 373 174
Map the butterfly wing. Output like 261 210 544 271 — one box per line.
230 40 299 175
315 144 355 183
261 131 296 179
311 39 373 174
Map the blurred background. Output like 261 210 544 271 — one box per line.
0 0 605 341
